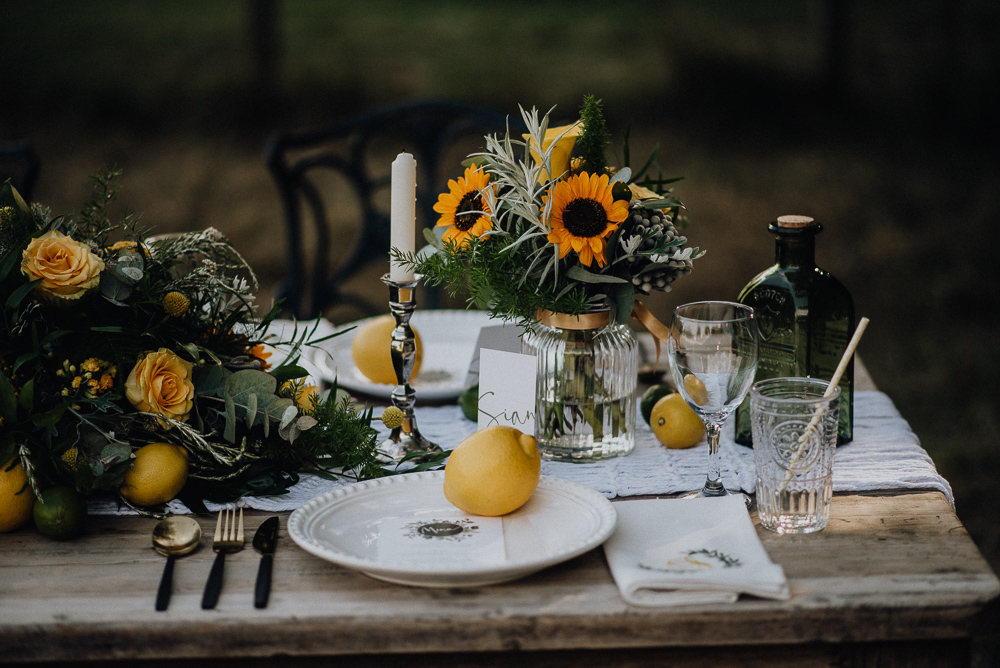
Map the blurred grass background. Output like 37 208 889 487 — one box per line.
3 0 998 594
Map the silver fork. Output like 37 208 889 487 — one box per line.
201 507 244 609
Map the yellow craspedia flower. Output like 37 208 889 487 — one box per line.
162 291 190 317
60 447 80 471
381 406 404 430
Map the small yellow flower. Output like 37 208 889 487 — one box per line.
381 406 404 430
60 447 80 471
162 291 190 317
98 374 114 392
82 358 102 373
108 240 150 257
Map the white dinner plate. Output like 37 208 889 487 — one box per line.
287 471 618 587
310 309 496 400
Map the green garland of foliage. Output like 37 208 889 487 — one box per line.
0 168 390 509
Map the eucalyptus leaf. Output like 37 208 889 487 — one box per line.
224 369 279 442
194 364 228 397
118 266 143 282
245 392 258 428
279 404 298 431
99 273 133 302
565 265 629 284
610 167 632 184
100 442 132 464
296 415 318 431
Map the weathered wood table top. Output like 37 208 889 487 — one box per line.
1 492 996 667
1 360 997 667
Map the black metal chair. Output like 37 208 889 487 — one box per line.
1 141 40 203
265 99 524 320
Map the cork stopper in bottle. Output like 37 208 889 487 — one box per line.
775 215 815 228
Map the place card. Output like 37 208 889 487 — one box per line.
477 348 536 433
464 323 524 388
376 513 506 567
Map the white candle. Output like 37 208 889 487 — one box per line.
390 152 417 282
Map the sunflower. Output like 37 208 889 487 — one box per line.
433 165 493 248
545 172 629 268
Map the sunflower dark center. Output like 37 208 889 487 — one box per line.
454 192 484 231
562 197 609 238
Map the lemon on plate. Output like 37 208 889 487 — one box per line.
0 457 36 533
351 315 423 385
119 442 189 507
443 425 541 516
650 393 705 449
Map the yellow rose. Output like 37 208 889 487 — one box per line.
125 348 196 427
524 121 583 183
21 230 105 303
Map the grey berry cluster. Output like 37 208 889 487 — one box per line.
621 203 694 295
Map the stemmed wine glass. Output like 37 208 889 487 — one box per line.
666 301 759 498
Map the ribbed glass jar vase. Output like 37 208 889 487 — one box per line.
522 310 638 461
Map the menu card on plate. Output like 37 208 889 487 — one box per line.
377 514 506 567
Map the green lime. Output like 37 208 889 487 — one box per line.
33 486 88 541
459 383 479 422
640 384 675 425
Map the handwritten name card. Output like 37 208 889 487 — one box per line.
477 348 536 432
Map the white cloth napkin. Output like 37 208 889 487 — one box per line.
603 495 789 606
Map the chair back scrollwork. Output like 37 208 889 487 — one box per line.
266 100 523 320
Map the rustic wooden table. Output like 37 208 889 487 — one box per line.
1 361 997 667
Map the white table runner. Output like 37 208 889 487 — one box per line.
91 390 952 515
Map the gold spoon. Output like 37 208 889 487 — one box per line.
153 516 202 611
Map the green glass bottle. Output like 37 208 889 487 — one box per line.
735 215 855 445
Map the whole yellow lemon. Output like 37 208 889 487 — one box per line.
120 443 189 507
0 457 36 533
351 315 422 384
443 425 541 516
650 393 705 449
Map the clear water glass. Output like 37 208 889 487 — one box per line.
751 377 840 533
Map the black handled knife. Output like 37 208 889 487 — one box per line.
252 516 280 608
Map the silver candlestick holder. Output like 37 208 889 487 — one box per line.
378 274 441 463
